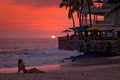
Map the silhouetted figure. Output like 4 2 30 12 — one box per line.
18 59 45 73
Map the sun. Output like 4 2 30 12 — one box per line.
51 35 56 39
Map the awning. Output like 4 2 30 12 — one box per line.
62 29 72 33
70 25 89 31
87 25 99 31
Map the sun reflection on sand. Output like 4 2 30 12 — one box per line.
27 64 61 71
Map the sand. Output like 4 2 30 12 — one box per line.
0 56 120 80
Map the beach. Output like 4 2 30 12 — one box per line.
0 0 120 79
0 56 120 80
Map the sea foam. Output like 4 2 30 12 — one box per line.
0 49 83 68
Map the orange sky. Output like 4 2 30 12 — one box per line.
0 0 103 38
0 0 75 38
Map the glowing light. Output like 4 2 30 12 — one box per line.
51 35 56 39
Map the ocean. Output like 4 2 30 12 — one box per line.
0 38 81 68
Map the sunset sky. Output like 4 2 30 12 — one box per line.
0 0 78 38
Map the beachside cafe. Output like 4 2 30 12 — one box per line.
68 26 120 40
58 26 120 55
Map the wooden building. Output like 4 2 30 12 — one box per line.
58 0 120 55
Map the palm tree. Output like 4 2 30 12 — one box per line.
86 0 93 27
60 0 85 27
71 0 83 27
70 0 89 27
79 0 93 27
107 0 120 16
60 0 76 27
60 0 93 27
69 0 92 27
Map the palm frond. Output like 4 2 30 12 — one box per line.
65 4 69 9
60 3 65 8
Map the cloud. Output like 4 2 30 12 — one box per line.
12 0 61 8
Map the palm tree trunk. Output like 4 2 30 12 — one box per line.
79 0 84 27
71 14 75 27
68 6 76 28
71 13 76 35
79 12 81 27
85 14 87 24
87 0 92 27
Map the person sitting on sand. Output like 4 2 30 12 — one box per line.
18 59 45 73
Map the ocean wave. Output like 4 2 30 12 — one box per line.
0 49 82 68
